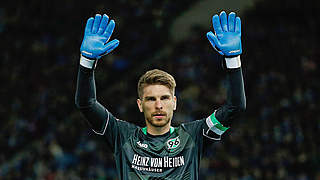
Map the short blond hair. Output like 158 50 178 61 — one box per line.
137 69 176 99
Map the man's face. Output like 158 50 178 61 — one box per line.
137 84 177 128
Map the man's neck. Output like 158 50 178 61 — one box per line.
146 124 171 136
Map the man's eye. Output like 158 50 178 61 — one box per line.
161 96 170 100
145 97 156 101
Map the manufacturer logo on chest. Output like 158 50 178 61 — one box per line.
137 141 148 149
166 136 180 150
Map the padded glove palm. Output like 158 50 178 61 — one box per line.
207 11 242 57
80 14 119 59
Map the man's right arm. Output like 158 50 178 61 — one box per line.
74 14 119 135
75 64 110 134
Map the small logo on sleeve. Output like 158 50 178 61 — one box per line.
167 136 180 150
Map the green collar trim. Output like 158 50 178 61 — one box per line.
142 127 147 135
170 126 175 134
142 126 175 135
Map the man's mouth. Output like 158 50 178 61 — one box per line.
152 112 166 119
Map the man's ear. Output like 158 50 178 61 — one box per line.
137 99 143 112
173 96 177 110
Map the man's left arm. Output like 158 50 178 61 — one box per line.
214 60 246 126
205 11 246 138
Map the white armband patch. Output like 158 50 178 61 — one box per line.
204 111 229 139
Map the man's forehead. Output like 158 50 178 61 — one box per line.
142 84 173 97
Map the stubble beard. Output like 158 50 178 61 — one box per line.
146 115 171 128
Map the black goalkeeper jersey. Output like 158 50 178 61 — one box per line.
100 111 222 180
75 64 246 180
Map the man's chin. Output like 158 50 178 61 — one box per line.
148 118 170 127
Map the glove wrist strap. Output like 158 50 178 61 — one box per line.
225 56 241 69
80 55 97 69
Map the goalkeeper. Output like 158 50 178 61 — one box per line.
75 11 246 179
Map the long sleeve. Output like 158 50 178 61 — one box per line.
75 65 109 133
75 64 138 152
214 66 246 127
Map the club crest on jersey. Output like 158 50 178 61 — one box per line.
137 141 148 149
167 136 180 150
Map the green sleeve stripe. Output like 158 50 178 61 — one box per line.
206 112 229 135
215 123 229 132
211 124 229 135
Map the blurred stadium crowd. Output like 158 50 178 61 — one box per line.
1 0 320 179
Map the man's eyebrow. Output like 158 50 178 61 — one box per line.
144 96 155 100
143 95 171 100
161 95 171 98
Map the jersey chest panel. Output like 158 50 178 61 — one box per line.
119 127 200 179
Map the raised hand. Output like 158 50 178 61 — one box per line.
207 11 241 57
80 14 119 60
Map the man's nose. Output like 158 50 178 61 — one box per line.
155 99 163 109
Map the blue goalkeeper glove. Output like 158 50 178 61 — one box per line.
80 14 119 68
207 11 241 57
